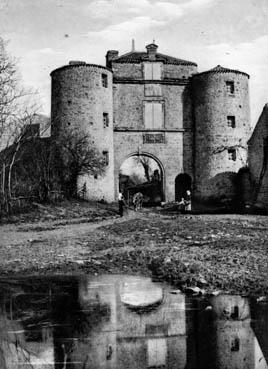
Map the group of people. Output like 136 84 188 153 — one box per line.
118 189 192 216
118 191 144 216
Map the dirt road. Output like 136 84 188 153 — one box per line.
0 207 267 296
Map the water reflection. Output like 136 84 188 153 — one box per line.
0 275 267 369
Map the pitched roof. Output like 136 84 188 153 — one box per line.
193 65 249 78
112 51 197 66
248 103 268 144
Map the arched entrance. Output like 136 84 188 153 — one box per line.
119 153 164 205
175 173 192 202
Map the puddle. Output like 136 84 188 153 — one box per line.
0 274 267 369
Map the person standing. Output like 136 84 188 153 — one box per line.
185 190 192 212
118 191 125 217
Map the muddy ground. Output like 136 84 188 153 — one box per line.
0 200 267 296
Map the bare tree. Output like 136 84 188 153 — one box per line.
53 127 106 197
134 155 151 182
0 37 40 213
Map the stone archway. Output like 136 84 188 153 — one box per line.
175 173 192 202
119 152 165 205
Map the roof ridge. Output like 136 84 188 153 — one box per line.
113 50 197 66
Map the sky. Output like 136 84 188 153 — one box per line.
0 0 268 126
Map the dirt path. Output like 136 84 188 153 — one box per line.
0 209 146 247
0 207 268 296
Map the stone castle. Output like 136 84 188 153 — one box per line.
50 42 251 204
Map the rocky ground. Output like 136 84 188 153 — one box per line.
0 200 267 296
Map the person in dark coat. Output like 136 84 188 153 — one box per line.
118 191 125 217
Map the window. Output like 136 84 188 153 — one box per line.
228 148 236 161
226 81 234 94
101 74 108 88
103 113 109 127
231 338 240 352
144 102 163 129
143 62 161 80
103 150 109 165
231 306 239 319
227 116 236 128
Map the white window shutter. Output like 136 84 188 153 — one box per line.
144 103 154 128
152 102 163 129
144 63 153 79
152 63 161 80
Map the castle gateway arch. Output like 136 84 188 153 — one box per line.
118 152 164 205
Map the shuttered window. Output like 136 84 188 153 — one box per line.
144 102 163 129
143 63 161 80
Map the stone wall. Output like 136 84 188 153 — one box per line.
51 64 115 201
248 104 268 208
112 61 196 202
192 72 251 202
113 83 191 131
113 131 183 202
112 61 197 80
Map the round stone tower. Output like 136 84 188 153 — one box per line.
191 65 251 204
50 61 115 201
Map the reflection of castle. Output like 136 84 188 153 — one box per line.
0 276 268 369
51 43 251 204
78 275 187 369
186 295 268 369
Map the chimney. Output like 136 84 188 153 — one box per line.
106 50 119 68
146 43 158 61
132 39 135 51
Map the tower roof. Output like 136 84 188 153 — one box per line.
193 65 249 78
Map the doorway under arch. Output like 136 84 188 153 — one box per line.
119 153 164 205
175 173 192 202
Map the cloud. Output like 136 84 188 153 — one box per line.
38 47 62 55
84 0 218 44
86 0 218 22
85 16 165 43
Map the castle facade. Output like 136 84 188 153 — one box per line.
50 43 251 204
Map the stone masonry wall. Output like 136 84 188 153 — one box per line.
112 61 197 201
113 131 184 201
248 104 268 207
113 83 190 130
192 72 251 202
112 62 197 80
51 64 115 202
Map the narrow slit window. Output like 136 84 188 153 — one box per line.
103 150 109 165
228 148 236 161
231 338 240 352
226 81 234 94
227 116 236 128
103 113 109 128
231 306 239 319
101 74 108 88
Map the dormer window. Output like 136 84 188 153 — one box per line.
226 81 234 94
143 62 161 80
